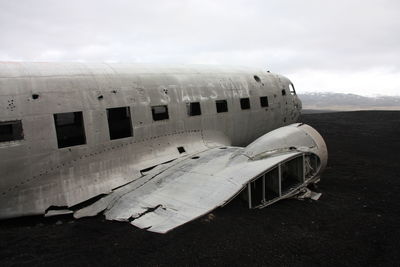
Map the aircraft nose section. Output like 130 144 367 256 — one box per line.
296 97 302 112
297 123 328 175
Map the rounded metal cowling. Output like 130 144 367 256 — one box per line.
296 124 328 177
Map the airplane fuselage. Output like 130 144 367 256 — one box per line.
0 62 302 219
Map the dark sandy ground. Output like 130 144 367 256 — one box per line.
1 111 399 266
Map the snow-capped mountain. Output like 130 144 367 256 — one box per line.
298 92 400 111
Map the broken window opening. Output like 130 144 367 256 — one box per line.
186 102 201 116
54 112 86 148
0 120 24 142
177 146 185 154
107 106 133 140
240 98 251 110
260 96 269 107
282 89 286 96
289 83 296 95
216 100 228 113
152 105 169 121
254 75 261 83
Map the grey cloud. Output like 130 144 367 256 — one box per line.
0 0 400 95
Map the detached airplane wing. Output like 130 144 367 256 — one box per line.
75 123 327 233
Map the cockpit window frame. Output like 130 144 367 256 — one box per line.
289 83 296 95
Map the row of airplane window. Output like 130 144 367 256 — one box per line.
0 96 270 148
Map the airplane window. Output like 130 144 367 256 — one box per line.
282 89 286 96
107 106 133 140
187 102 201 116
260 96 269 107
289 83 296 95
0 120 23 142
216 100 228 113
54 111 86 148
240 98 251 110
152 105 169 121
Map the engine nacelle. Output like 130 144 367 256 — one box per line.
230 123 328 208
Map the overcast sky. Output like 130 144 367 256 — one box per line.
0 0 399 96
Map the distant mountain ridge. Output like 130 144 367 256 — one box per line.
298 92 400 111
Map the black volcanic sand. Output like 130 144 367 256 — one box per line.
1 111 399 266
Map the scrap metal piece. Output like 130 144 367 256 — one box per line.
294 187 322 201
44 209 73 217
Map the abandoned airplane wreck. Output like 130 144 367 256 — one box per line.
0 62 327 233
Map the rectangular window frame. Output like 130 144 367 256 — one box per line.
216 100 228 113
240 98 251 110
151 105 169 121
0 120 24 142
106 106 133 140
186 102 202 116
54 111 86 149
260 96 269 107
